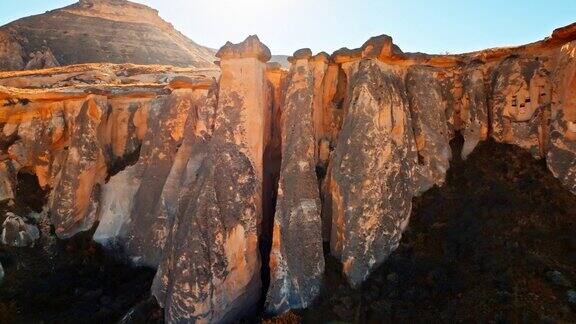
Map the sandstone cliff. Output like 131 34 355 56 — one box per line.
0 0 216 71
0 21 575 323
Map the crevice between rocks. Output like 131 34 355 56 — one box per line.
258 128 282 311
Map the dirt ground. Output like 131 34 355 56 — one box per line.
1 135 575 323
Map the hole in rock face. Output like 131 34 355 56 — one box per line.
333 67 349 110
15 170 48 213
290 134 576 323
107 143 142 179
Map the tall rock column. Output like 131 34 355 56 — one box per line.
405 65 451 192
152 35 270 323
266 49 325 314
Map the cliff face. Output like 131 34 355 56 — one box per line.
0 22 575 322
0 0 216 71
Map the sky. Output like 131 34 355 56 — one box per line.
0 0 575 56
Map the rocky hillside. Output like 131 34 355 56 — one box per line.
0 16 575 324
0 0 216 70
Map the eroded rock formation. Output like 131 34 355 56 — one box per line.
0 19 575 322
151 35 271 323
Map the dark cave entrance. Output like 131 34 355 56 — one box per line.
295 134 576 323
14 169 48 213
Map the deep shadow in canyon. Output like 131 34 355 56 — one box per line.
287 135 576 323
0 173 160 323
1 134 576 323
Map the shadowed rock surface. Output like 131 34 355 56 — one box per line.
265 51 325 314
279 135 576 323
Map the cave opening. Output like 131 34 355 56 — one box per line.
292 134 576 323
14 170 48 214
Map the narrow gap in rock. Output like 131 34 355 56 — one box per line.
332 67 348 110
258 133 282 310
316 162 331 256
486 69 496 139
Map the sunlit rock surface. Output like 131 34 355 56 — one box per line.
328 59 418 287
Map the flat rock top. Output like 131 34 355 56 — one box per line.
0 63 219 102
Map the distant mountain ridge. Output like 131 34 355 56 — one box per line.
0 0 217 71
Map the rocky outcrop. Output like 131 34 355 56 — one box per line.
328 58 418 287
0 17 576 322
0 0 216 71
49 95 108 238
25 47 60 70
1 212 40 247
95 85 215 266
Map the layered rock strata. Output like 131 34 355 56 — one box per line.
0 0 216 70
0 22 575 322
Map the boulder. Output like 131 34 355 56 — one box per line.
1 212 40 247
152 35 270 323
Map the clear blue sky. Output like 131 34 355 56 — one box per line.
1 0 575 56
